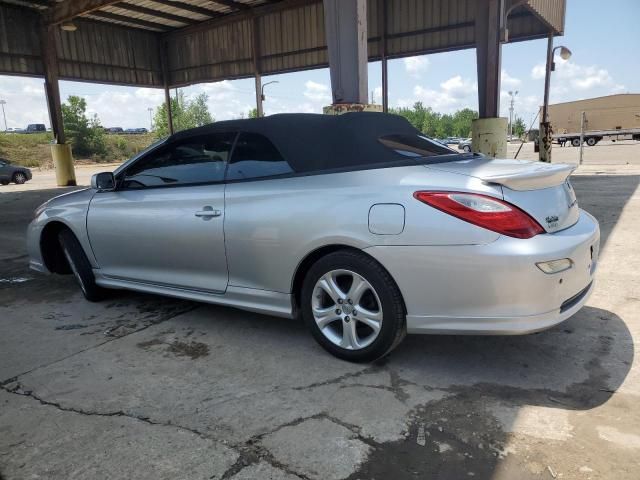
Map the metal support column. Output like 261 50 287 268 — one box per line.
40 23 65 145
379 0 388 112
41 22 76 186
473 0 507 158
160 40 174 135
323 0 368 105
475 0 502 118
252 17 263 117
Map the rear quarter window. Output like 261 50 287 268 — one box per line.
379 134 456 158
226 132 293 181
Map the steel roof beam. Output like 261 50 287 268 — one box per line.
206 0 250 11
45 0 121 24
88 10 170 31
113 2 197 25
147 0 220 18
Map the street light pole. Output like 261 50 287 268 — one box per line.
147 107 153 131
539 35 572 162
508 90 518 139
259 80 279 117
0 100 7 131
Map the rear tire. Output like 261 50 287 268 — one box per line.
58 229 105 302
301 250 406 362
463 145 471 152
571 138 581 147
586 137 597 146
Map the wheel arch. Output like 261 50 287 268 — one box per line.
290 244 407 316
40 220 74 274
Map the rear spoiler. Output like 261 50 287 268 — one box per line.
481 164 576 191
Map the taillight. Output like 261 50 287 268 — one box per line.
414 191 544 239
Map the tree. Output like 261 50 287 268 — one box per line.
451 108 478 138
153 90 214 137
248 108 259 119
61 95 107 157
390 104 478 139
513 116 526 138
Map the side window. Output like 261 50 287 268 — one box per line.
122 132 235 189
227 132 293 181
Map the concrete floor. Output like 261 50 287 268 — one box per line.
1 148 639 479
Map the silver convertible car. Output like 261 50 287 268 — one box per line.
27 113 599 362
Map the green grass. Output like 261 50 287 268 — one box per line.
0 132 156 168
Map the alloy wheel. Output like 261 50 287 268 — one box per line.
311 269 383 350
14 172 26 184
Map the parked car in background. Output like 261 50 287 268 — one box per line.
458 138 472 152
105 127 124 134
0 158 32 185
440 137 462 145
134 128 149 134
25 124 46 134
124 128 138 134
27 113 599 362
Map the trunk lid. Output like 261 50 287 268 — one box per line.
425 157 580 233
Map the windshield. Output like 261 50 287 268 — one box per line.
379 134 458 158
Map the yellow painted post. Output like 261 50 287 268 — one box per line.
472 117 508 158
50 144 77 186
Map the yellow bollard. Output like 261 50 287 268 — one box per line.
471 117 508 158
50 143 77 187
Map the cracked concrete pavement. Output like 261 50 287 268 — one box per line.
1 163 639 479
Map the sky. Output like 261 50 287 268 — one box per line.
0 0 638 130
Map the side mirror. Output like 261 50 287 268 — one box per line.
91 172 115 191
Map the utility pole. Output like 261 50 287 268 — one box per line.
147 107 153 131
259 81 278 117
579 111 586 165
508 90 518 139
0 100 7 131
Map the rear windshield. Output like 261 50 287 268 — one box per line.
379 134 457 158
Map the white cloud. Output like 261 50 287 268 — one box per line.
408 75 477 112
403 56 429 77
303 80 330 103
373 86 382 104
501 69 521 88
531 56 624 95
531 63 546 80
0 77 49 129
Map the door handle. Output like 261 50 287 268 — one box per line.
195 206 222 218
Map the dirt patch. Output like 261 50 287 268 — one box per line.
137 339 210 360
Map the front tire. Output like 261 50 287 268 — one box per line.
301 250 406 362
571 138 581 147
58 229 105 302
586 137 597 146
13 172 27 184
463 144 471 152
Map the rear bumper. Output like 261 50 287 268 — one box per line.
365 209 600 335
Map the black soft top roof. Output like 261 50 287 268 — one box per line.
172 112 421 173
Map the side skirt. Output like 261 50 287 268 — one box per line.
94 272 295 319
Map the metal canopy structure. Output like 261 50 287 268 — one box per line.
0 0 566 141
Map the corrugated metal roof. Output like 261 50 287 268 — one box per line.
526 0 565 34
0 0 566 88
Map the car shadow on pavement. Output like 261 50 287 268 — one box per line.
356 304 633 479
